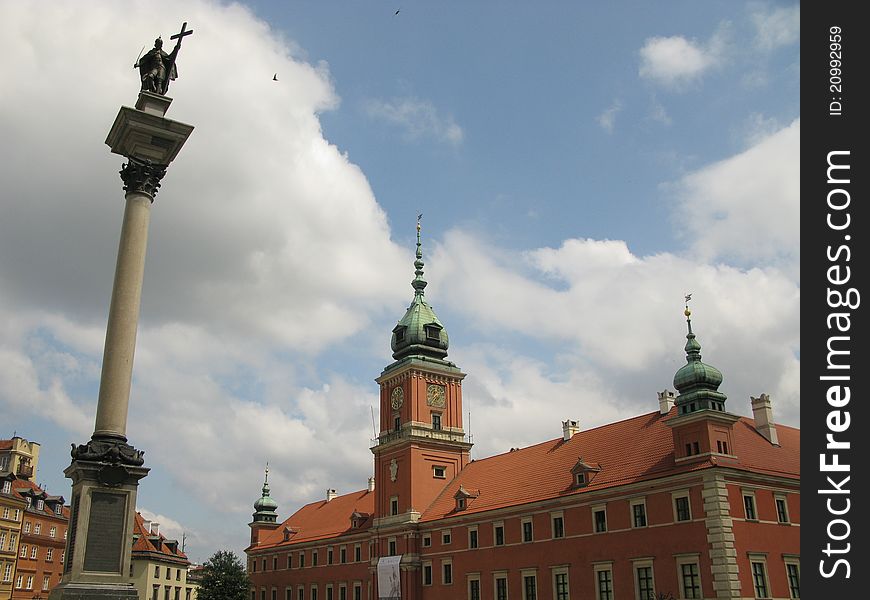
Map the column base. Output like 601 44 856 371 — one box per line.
49 581 140 599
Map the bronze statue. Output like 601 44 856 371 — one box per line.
135 22 192 96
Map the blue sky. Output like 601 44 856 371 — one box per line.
0 1 798 562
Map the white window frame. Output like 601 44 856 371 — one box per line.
672 490 692 522
520 569 537 600
493 521 505 546
749 554 770 599
422 534 431 548
468 525 479 549
422 561 433 586
442 558 453 585
551 566 569 600
743 490 758 521
593 562 614 600
521 517 534 543
550 511 565 539
467 572 482 600
675 554 702 599
630 498 648 528
442 529 452 545
783 556 800 599
775 494 791 524
493 571 509 600
632 558 656 600
592 504 607 533
433 465 447 479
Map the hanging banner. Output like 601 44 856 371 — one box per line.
377 555 402 600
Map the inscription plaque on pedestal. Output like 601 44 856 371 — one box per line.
83 491 126 572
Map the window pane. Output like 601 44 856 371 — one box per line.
597 570 613 600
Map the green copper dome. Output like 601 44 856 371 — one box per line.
391 220 449 360
673 309 727 415
253 467 278 523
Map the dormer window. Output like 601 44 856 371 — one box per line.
424 324 441 341
36 500 44 511
456 498 466 510
570 457 601 488
393 326 406 343
1 481 10 494
453 486 478 512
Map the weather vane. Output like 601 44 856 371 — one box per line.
135 22 193 95
684 292 693 317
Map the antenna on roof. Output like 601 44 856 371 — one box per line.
370 405 377 440
182 532 187 553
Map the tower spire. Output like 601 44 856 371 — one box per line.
412 213 427 296
673 296 727 414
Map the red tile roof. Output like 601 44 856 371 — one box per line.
421 410 798 521
132 512 189 562
252 409 798 549
254 489 375 549
10 477 70 519
0 440 12 450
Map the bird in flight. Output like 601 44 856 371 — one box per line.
273 73 278 81
395 9 400 15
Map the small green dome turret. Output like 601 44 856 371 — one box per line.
391 217 449 361
673 306 728 415
253 465 278 523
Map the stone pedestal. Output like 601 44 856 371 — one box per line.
50 459 149 600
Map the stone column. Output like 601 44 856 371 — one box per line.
50 92 192 600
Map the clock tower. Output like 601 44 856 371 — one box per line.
371 219 472 528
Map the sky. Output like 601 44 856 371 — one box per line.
0 0 799 563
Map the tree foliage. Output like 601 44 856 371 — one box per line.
197 550 250 600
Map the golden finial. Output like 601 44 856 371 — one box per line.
684 293 692 318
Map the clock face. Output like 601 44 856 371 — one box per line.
427 384 446 408
390 386 404 410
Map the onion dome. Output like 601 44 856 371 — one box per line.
252 465 278 523
673 306 727 415
390 217 449 360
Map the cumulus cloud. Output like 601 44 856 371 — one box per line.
752 4 800 50
639 24 729 89
596 99 623 133
365 96 464 145
673 119 800 277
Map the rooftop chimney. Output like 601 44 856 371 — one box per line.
367 477 375 492
150 522 160 535
562 420 579 441
326 489 337 502
142 520 151 534
658 389 675 414
750 394 779 445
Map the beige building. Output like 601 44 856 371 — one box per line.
130 513 198 600
0 473 26 600
0 438 40 482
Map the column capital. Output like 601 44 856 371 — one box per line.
119 158 167 200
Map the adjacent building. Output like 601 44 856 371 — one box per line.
130 513 198 600
0 474 26 600
10 480 68 599
244 235 800 600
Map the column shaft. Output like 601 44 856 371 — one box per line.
93 191 153 439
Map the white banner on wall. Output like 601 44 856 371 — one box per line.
377 555 402 600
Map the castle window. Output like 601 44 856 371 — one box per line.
393 326 406 343
468 527 479 549
522 572 537 600
422 534 431 548
394 416 401 432
674 494 692 522
312 550 318 566
1 481 9 494
634 562 655 600
776 496 790 523
327 547 333 565
422 563 432 586
388 538 396 556
432 413 442 431
631 499 648 528
677 558 702 599
390 496 399 516
551 513 565 539
442 530 451 545
340 546 347 563
494 523 505 546
593 506 607 533
751 559 769 598
425 325 441 341
433 466 446 479
785 561 800 598
743 493 757 521
456 497 466 510
575 472 585 486
521 518 533 542
442 559 453 585
354 544 362 561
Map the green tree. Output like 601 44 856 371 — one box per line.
197 550 250 600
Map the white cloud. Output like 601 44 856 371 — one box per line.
673 119 800 277
752 4 800 50
365 96 464 145
639 23 730 89
596 99 623 133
